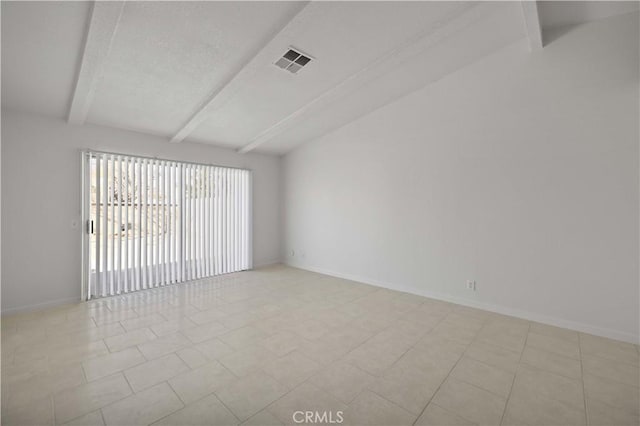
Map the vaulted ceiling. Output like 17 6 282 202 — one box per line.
2 1 638 155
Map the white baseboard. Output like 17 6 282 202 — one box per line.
253 259 283 269
1 296 81 317
286 260 639 345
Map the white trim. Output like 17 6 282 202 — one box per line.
253 259 283 269
520 1 543 50
1 297 82 317
286 260 639 345
80 151 90 301
68 1 125 125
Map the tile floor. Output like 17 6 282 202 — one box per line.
2 265 639 425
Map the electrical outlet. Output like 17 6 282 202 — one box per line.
290 250 295 257
466 280 476 291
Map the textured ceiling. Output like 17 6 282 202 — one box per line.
2 1 637 155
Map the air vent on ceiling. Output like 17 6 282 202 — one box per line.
274 48 313 74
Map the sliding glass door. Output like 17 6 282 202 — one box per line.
81 151 251 300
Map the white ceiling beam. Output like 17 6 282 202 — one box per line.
169 2 312 144
68 1 125 125
237 2 496 154
521 1 543 50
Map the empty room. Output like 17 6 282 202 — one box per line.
1 1 638 425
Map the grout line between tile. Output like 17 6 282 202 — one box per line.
411 317 487 426
578 333 589 425
498 322 530 426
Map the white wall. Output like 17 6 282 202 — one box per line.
282 13 639 343
1 110 281 313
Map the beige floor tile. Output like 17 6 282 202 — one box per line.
512 364 584 411
45 318 98 337
176 347 210 369
268 382 347 425
124 353 189 392
219 344 276 377
431 378 506 425
464 341 521 374
218 312 260 330
251 303 284 319
430 321 480 345
398 345 460 374
367 328 418 350
477 326 527 353
63 410 105 426
349 313 396 334
310 361 376 404
56 323 126 346
169 360 237 404
583 374 639 415
219 326 270 350
150 316 197 337
586 397 639 426
485 315 530 332
529 322 579 342
1 356 50 388
452 305 490 320
582 354 639 387
414 333 469 360
502 384 586 426
158 304 201 321
450 357 514 398
259 331 303 356
194 338 235 360
388 318 433 341
415 403 476 426
137 332 192 359
5 266 639 426
344 390 416 426
53 374 132 424
2 395 54 426
215 371 289 421
443 313 486 333
120 313 166 332
526 332 581 360
344 339 411 376
369 362 447 415
82 347 146 382
6 364 85 410
312 308 354 329
10 343 50 367
101 382 183 426
262 351 321 389
400 308 447 329
321 324 373 352
188 307 229 325
241 409 284 425
48 340 111 368
104 328 157 352
580 334 639 365
92 309 139 326
182 321 228 344
154 394 239 425
520 346 582 379
297 338 352 366
286 319 331 340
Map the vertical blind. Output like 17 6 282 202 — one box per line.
82 151 251 300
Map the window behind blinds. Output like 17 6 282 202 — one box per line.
81 152 251 299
